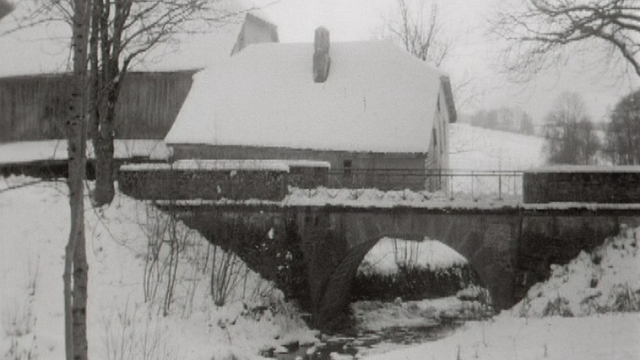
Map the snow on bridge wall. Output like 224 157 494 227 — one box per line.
164 204 633 332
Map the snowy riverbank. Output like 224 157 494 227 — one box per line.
3 175 640 360
1 177 317 360
363 225 640 360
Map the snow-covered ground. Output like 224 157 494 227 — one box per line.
363 312 640 360
2 125 640 360
449 123 545 171
0 177 317 360
362 225 640 360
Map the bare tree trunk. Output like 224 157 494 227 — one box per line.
92 0 123 207
93 123 116 205
92 82 119 206
65 0 90 359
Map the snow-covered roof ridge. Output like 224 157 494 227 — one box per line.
165 40 450 153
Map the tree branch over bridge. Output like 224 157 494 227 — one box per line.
493 0 640 81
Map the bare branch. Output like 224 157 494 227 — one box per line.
492 0 640 81
382 0 452 66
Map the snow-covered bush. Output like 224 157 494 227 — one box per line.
512 224 640 317
353 238 482 302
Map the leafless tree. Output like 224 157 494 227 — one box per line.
86 0 250 205
6 0 267 205
64 1 90 359
4 1 265 358
381 0 451 66
603 89 640 164
493 0 640 82
543 92 600 165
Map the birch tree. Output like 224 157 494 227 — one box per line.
65 0 90 358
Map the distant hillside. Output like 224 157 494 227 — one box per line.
449 123 545 171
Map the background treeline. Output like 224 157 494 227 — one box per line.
460 107 536 136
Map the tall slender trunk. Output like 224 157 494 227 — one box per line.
92 0 119 206
65 0 90 359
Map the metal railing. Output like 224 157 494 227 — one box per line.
286 169 524 202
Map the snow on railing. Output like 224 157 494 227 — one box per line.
286 169 524 202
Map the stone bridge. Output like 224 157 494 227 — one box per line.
158 202 640 331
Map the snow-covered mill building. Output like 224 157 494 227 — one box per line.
165 28 457 190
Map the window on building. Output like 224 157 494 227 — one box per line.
432 128 438 150
343 159 352 176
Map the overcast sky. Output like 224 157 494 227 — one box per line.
261 0 639 123
2 0 638 123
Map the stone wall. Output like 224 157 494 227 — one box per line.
118 167 288 201
524 168 640 203
171 144 430 191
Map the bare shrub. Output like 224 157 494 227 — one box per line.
2 256 39 360
4 336 35 360
209 244 251 307
138 204 194 316
608 283 640 312
542 296 573 317
1 299 34 338
103 303 178 360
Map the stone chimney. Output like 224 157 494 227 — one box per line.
313 27 331 83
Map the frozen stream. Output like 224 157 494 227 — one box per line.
271 320 464 360
269 294 492 360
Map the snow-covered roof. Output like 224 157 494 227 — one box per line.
165 40 446 153
0 0 275 76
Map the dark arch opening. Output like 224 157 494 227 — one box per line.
317 235 494 332
351 237 488 303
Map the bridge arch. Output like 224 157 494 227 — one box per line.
316 229 505 331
